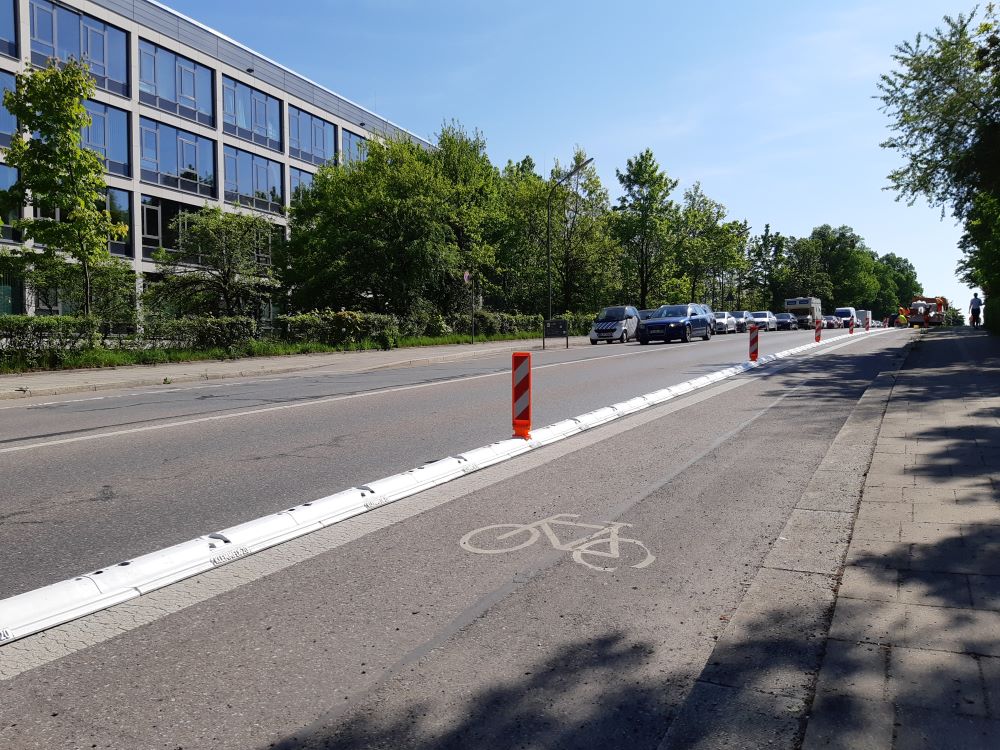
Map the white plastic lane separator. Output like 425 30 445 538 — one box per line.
0 327 898 646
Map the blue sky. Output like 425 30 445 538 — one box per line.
166 0 981 313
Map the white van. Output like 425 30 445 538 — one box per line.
834 307 858 328
589 305 640 344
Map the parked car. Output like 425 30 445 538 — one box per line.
638 304 713 344
822 315 842 329
775 312 799 331
732 311 754 333
750 311 778 331
713 311 737 334
589 305 640 344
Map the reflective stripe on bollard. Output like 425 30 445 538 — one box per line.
749 325 759 362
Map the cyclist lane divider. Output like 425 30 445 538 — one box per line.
0 328 899 646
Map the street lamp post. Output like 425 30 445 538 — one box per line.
546 157 594 321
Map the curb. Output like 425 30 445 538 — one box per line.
0 329 897 646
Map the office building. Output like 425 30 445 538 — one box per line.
0 0 430 315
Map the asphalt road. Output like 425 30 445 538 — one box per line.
0 329 908 749
1 328 846 598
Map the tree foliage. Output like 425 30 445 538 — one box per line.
145 205 279 319
0 60 127 317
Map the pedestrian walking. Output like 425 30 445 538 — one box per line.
969 293 983 328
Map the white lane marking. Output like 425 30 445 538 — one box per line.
0 330 896 454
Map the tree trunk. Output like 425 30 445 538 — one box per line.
83 256 92 318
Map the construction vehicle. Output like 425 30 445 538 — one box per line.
908 296 948 327
784 297 822 329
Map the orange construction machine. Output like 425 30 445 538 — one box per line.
908 295 948 327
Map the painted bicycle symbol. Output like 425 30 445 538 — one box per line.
459 513 655 572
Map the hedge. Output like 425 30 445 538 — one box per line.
143 317 258 349
278 310 399 349
0 315 99 367
447 310 543 336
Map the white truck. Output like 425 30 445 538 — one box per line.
856 310 872 329
784 297 823 329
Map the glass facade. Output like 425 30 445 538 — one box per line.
141 193 197 258
0 162 18 242
0 0 16 58
30 0 128 96
342 129 367 165
106 187 131 257
0 70 14 149
289 167 313 198
138 39 213 126
223 144 283 213
83 100 129 177
222 76 281 152
140 117 216 198
289 106 335 165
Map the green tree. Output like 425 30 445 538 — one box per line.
281 137 457 316
672 183 728 302
490 157 549 313
774 236 834 307
878 7 1000 218
809 225 879 309
0 60 127 317
610 148 678 308
145 205 279 319
433 123 502 301
551 149 617 312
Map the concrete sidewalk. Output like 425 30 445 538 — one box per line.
0 336 586 400
802 328 1000 749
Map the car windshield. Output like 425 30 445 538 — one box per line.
776 313 791 319
714 312 726 318
658 305 689 317
597 307 626 322
834 309 851 317
752 312 768 318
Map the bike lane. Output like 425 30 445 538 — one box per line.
0 333 908 750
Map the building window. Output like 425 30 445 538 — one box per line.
140 117 216 198
0 0 16 58
0 268 24 314
83 100 129 177
289 167 313 201
0 70 14 148
141 194 198 259
342 129 367 165
30 0 128 96
0 162 18 242
106 187 131 257
223 145 283 213
289 106 335 165
138 39 213 127
222 76 281 152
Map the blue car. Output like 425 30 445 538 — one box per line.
637 304 714 344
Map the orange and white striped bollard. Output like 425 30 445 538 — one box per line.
749 324 759 362
815 318 822 343
865 316 870 332
512 352 531 439
849 317 855 334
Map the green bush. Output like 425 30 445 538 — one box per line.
448 310 542 336
560 311 598 336
278 309 399 350
0 315 100 368
144 316 259 349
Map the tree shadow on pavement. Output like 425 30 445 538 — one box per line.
265 604 857 750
